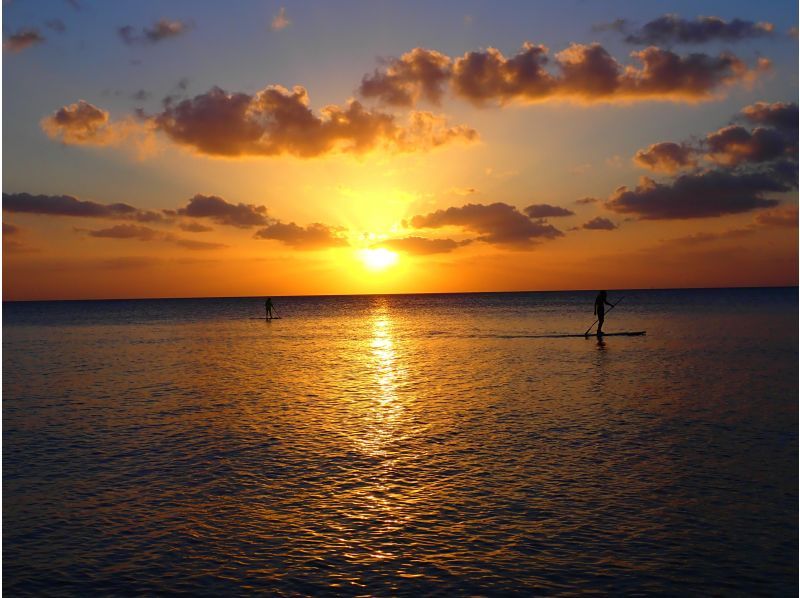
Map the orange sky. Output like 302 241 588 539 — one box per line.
3 2 798 300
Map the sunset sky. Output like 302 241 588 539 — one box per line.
3 0 798 300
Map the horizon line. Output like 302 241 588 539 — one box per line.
3 283 797 304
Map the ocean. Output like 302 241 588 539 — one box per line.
3 288 798 595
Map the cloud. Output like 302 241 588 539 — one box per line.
132 89 151 101
45 19 66 33
40 100 154 152
739 101 798 132
4 28 44 53
705 125 794 166
575 196 599 205
658 228 756 247
3 192 166 222
377 236 468 254
582 216 617 230
174 194 269 227
87 224 161 240
178 221 213 232
3 222 20 235
634 141 697 172
82 224 227 250
409 202 563 247
605 171 784 219
271 7 290 31
754 207 798 228
623 15 775 45
631 101 798 172
359 42 766 107
360 48 452 106
523 203 575 218
150 85 476 157
591 19 629 34
449 186 478 196
173 239 227 250
118 19 190 45
254 222 348 249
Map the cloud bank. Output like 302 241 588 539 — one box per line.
43 87 476 158
3 192 166 222
359 42 768 107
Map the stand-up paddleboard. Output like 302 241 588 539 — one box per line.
507 331 646 339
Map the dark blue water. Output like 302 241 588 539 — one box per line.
4 288 798 595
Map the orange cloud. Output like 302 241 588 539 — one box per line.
254 222 348 249
360 42 768 106
42 86 475 158
634 142 697 173
4 28 45 53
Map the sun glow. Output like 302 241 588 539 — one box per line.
359 248 399 271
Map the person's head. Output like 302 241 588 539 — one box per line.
599 290 607 298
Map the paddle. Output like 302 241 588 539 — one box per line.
584 296 624 337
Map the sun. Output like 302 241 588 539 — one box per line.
359 248 399 271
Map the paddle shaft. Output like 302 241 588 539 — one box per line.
584 296 624 336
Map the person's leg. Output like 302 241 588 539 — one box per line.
597 314 604 335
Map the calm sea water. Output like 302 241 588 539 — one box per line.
3 288 798 595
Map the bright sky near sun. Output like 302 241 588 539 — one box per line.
2 0 798 300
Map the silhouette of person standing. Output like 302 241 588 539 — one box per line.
594 290 613 335
265 297 274 320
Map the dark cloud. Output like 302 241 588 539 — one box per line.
360 48 454 106
45 19 66 33
83 224 227 251
605 171 784 219
3 192 166 222
739 101 798 132
174 239 227 251
254 222 348 249
706 125 793 166
179 221 213 233
4 28 45 53
151 85 475 157
409 202 563 247
623 15 774 45
360 42 766 107
118 19 190 45
377 236 468 255
3 222 20 235
582 216 617 230
591 19 629 34
634 141 697 172
175 194 269 228
523 203 575 218
632 101 798 173
131 89 151 101
87 224 161 240
575 196 599 205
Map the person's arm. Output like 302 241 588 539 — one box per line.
605 299 614 306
